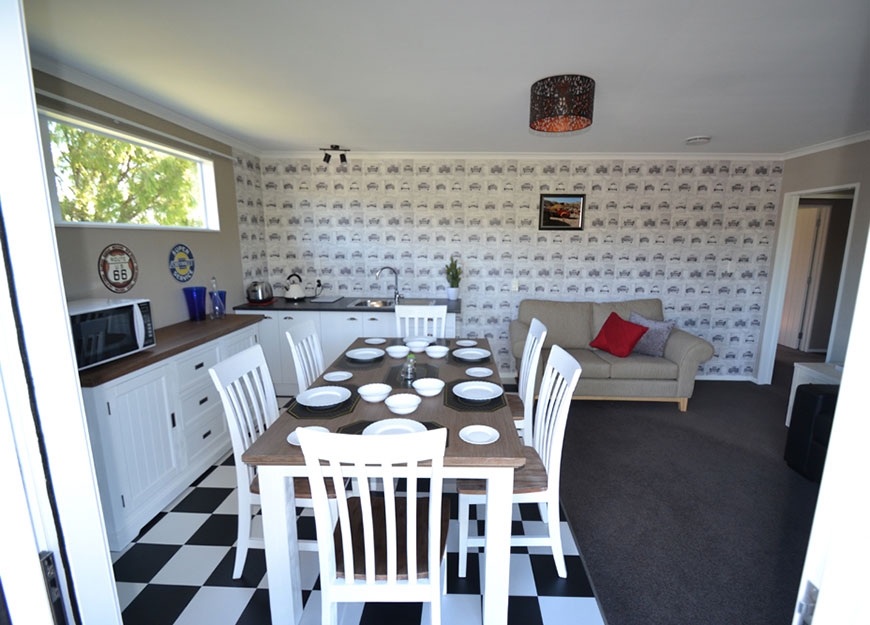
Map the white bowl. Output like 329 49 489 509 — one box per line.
384 393 422 415
358 383 392 403
412 378 445 397
386 345 410 358
406 339 429 353
424 345 449 358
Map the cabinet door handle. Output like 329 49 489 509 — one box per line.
171 413 176 428
199 396 209 405
264 315 273 320
283 316 294 320
348 317 358 321
201 430 212 440
194 362 205 370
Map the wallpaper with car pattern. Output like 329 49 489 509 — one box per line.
233 153 783 380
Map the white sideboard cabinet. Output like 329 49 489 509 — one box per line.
82 322 258 551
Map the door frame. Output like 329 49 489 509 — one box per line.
758 186 858 384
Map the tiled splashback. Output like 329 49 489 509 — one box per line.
234 153 783 380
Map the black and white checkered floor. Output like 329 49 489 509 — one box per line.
112 452 605 625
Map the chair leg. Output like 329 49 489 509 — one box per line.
321 598 337 625
547 499 567 578
458 494 470 578
234 499 252 579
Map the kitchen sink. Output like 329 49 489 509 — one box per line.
350 297 438 308
351 298 394 308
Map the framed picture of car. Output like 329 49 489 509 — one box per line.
539 194 585 230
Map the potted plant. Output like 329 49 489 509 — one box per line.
445 257 462 300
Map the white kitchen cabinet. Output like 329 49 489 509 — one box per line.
319 311 364 366
82 363 182 551
361 311 396 338
236 307 456 395
82 324 257 551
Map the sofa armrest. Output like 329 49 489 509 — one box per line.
509 318 531 365
663 329 715 397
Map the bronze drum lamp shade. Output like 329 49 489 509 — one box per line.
529 74 595 132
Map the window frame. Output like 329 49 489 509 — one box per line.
38 109 220 231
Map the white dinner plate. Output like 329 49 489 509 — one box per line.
403 336 435 345
323 371 353 382
453 381 503 402
465 367 493 378
459 425 500 445
455 339 478 347
286 425 329 445
362 418 427 436
452 347 492 362
345 348 386 362
364 337 386 345
296 386 352 408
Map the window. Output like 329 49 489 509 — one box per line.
39 111 219 230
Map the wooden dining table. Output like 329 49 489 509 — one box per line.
242 336 526 625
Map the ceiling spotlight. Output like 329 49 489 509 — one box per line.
319 144 350 165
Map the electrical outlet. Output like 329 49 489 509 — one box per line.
799 581 819 625
511 279 519 292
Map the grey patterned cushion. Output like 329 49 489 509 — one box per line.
629 312 676 358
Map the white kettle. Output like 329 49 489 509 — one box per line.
284 273 306 301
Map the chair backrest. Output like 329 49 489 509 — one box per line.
285 320 325 393
532 345 582 492
395 304 448 338
298 428 447 586
518 318 548 442
208 344 278 487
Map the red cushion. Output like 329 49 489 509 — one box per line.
589 312 649 358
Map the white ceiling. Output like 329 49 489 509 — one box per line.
21 0 870 156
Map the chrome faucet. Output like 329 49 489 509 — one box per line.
376 266 402 305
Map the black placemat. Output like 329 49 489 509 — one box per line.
289 384 360 420
443 379 507 412
384 364 440 387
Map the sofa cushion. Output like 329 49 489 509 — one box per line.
559 348 612 379
596 351 679 380
629 312 677 358
517 299 593 348
590 312 649 357
591 298 663 338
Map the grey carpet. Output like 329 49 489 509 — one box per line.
560 354 821 625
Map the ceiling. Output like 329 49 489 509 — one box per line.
22 0 870 156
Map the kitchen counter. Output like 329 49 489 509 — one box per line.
233 296 461 314
78 314 264 387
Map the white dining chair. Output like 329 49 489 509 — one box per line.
297 427 450 625
209 344 328 578
394 304 448 338
285 320 325 393
508 317 547 445
457 345 581 579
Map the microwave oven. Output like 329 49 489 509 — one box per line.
68 298 156 370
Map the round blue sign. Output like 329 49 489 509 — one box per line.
169 244 195 282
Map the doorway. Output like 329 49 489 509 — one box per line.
759 186 858 384
778 198 851 353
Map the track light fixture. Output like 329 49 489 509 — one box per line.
319 144 350 165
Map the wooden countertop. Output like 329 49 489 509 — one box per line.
78 314 264 387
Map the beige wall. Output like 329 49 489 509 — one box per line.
781 140 870 360
36 72 245 329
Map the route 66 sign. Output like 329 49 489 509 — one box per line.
98 243 138 293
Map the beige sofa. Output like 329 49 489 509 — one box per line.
509 298 714 412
